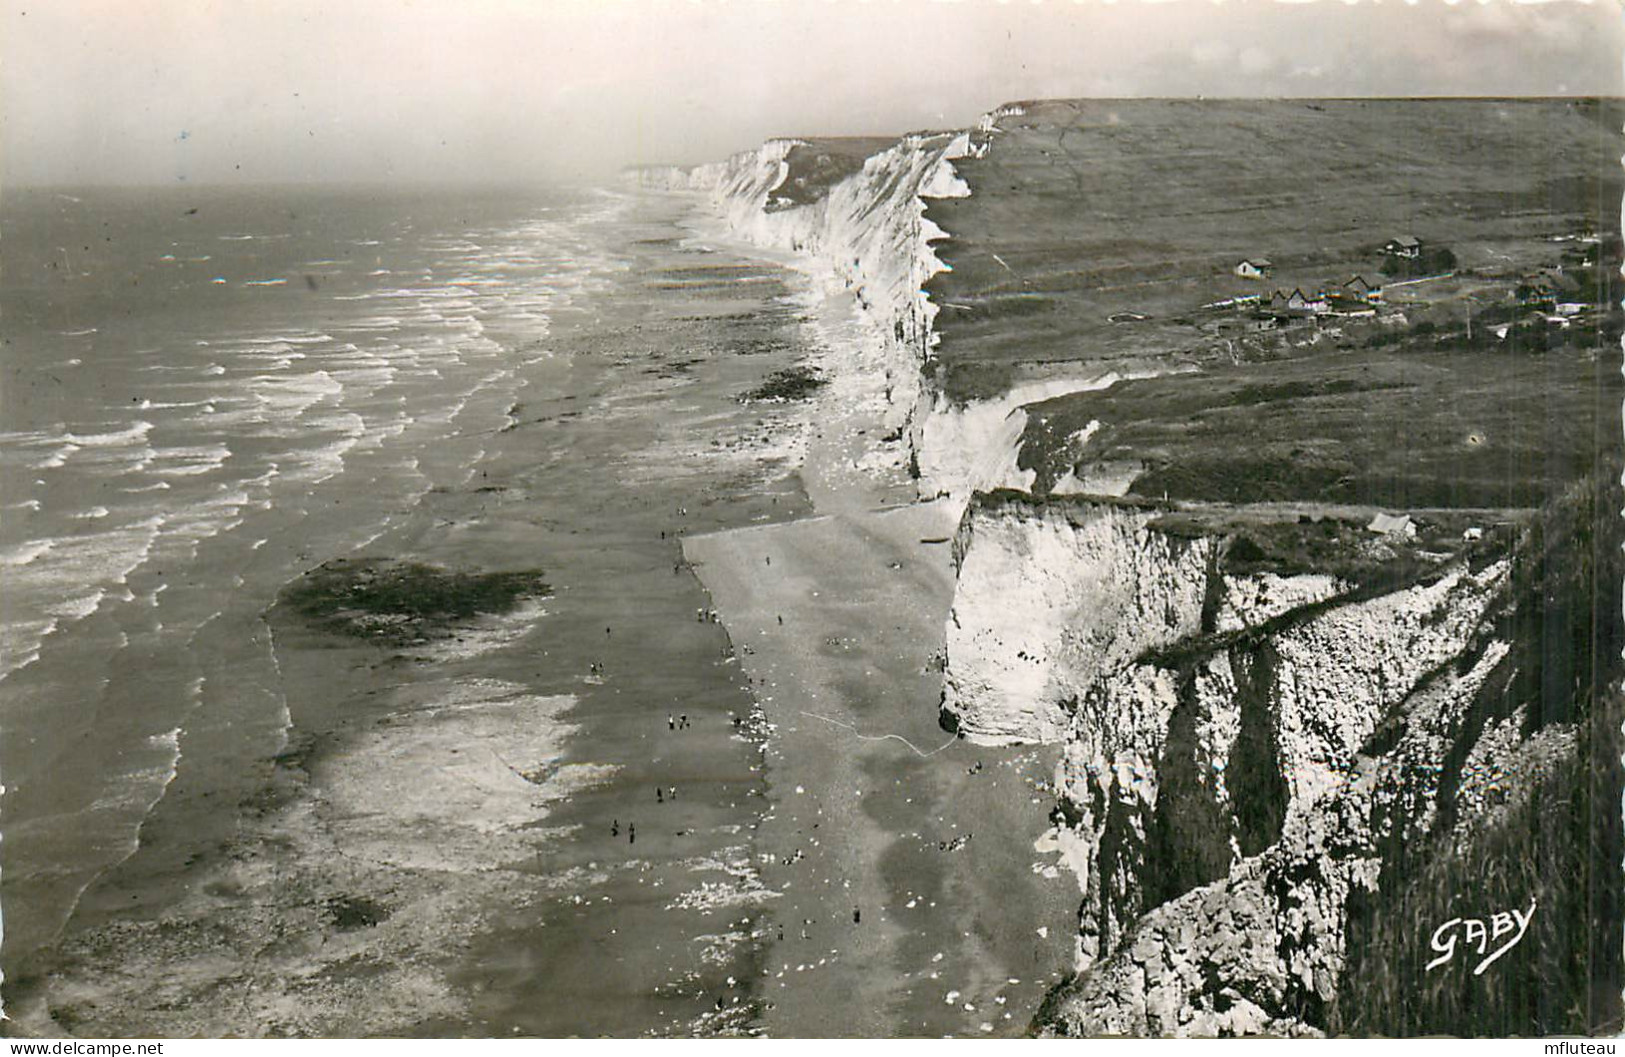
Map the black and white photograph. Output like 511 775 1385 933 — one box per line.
1 0 1621 1041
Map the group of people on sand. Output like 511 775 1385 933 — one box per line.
768 908 863 946
668 712 690 730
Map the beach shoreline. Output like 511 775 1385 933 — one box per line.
678 205 1079 1032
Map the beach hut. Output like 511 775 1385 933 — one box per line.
1234 258 1274 280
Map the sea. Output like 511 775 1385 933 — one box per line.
0 183 825 1035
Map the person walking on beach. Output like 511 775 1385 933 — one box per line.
611 819 619 838
657 786 664 803
668 713 675 731
629 823 636 845
853 906 861 925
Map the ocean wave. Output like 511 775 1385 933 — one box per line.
247 370 343 419
136 398 213 411
243 333 333 345
243 278 289 287
0 538 57 567
342 315 404 331
48 588 108 623
147 442 231 478
0 616 56 680
280 433 358 485
0 518 164 670
38 444 79 469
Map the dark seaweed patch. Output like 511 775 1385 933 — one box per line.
325 895 390 931
741 365 827 402
280 558 550 647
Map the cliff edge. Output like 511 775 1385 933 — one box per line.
641 97 1624 1037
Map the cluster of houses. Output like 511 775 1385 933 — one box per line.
1204 268 1385 335
1199 232 1602 344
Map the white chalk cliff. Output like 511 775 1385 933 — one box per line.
634 107 1072 506
640 108 1609 1038
941 492 1578 1036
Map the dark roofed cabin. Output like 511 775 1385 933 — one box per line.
1343 275 1379 298
1383 235 1423 259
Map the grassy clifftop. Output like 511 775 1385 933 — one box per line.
924 98 1624 401
766 138 900 210
1017 344 1618 511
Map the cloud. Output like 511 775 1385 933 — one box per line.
4 0 1620 186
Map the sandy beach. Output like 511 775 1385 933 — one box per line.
682 308 1078 1033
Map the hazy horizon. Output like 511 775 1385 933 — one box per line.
5 0 1621 189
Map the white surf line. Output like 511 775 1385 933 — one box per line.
798 710 957 758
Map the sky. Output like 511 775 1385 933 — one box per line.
3 0 1621 187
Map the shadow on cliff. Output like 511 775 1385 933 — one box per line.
1332 462 1625 1037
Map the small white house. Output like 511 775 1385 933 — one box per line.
1286 288 1330 315
1463 527 1485 542
1234 258 1274 280
1368 512 1417 538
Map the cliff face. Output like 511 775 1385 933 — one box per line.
638 109 1116 504
942 495 1347 745
643 132 978 480
939 491 1612 1036
648 99 1621 1038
